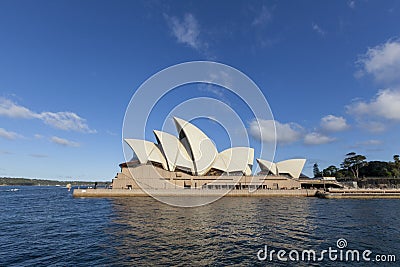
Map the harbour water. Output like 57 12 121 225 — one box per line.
1 186 399 266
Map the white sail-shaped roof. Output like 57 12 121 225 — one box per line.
257 158 306 178
124 118 271 177
276 159 306 179
213 147 254 176
153 130 194 174
257 159 277 175
124 139 168 170
211 154 227 172
173 117 218 176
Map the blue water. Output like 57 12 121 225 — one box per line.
1 186 399 266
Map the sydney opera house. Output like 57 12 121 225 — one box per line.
113 117 307 190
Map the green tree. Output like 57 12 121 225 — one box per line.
323 165 339 177
391 155 400 177
360 161 391 177
340 152 367 179
335 169 349 178
313 163 322 178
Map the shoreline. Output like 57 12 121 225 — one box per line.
73 188 400 199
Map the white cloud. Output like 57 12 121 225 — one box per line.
353 69 364 79
358 121 387 133
312 23 325 36
0 97 36 118
0 128 23 140
34 134 44 139
252 5 272 27
304 132 336 145
349 139 383 149
348 1 355 9
164 13 203 51
197 84 225 98
347 89 400 120
208 71 233 88
249 119 302 144
357 39 400 83
38 112 96 133
358 139 382 146
320 115 349 132
250 118 341 146
50 136 80 147
0 98 96 133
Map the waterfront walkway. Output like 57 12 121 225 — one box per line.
73 188 317 198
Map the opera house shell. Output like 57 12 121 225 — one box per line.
256 159 306 179
113 117 306 190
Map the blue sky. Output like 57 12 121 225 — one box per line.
1 0 400 180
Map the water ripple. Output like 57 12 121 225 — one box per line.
1 187 399 266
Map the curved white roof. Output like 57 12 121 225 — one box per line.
256 159 277 175
125 118 262 176
173 117 218 175
153 130 194 173
257 158 306 178
213 147 254 175
124 139 168 170
276 159 306 179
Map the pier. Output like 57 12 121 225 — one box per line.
316 188 400 199
73 188 317 198
73 188 400 199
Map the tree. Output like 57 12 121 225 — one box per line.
393 155 400 168
340 152 367 179
335 169 349 178
323 165 339 177
313 163 322 178
391 155 400 178
360 161 391 177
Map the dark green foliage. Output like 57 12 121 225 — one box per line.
360 161 392 177
323 153 400 179
322 165 338 177
313 163 322 178
392 155 400 178
340 152 367 179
